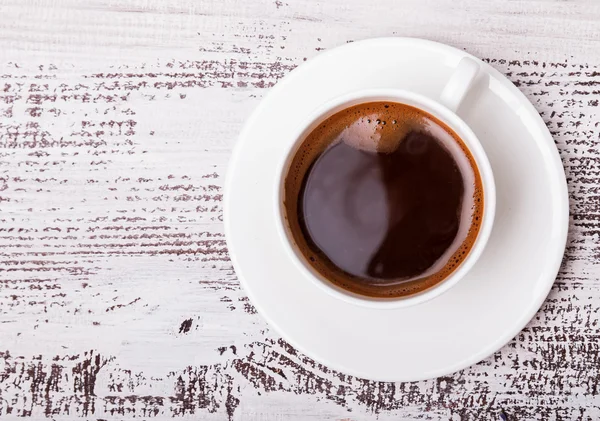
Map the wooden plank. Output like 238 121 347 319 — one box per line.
0 0 600 419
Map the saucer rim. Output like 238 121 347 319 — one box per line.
224 37 569 382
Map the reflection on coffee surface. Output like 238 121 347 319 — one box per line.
284 102 483 298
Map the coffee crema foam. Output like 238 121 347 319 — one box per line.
283 102 484 298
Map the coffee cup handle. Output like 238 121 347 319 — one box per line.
439 57 480 113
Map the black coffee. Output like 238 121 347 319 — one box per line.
283 102 483 298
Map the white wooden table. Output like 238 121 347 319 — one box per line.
1 1 599 419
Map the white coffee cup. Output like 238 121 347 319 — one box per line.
274 58 496 309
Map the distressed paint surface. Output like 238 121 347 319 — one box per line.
1 0 600 419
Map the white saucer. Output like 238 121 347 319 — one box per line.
224 38 568 382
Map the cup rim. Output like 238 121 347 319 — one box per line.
274 88 496 309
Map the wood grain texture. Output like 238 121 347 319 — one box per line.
1 0 600 419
